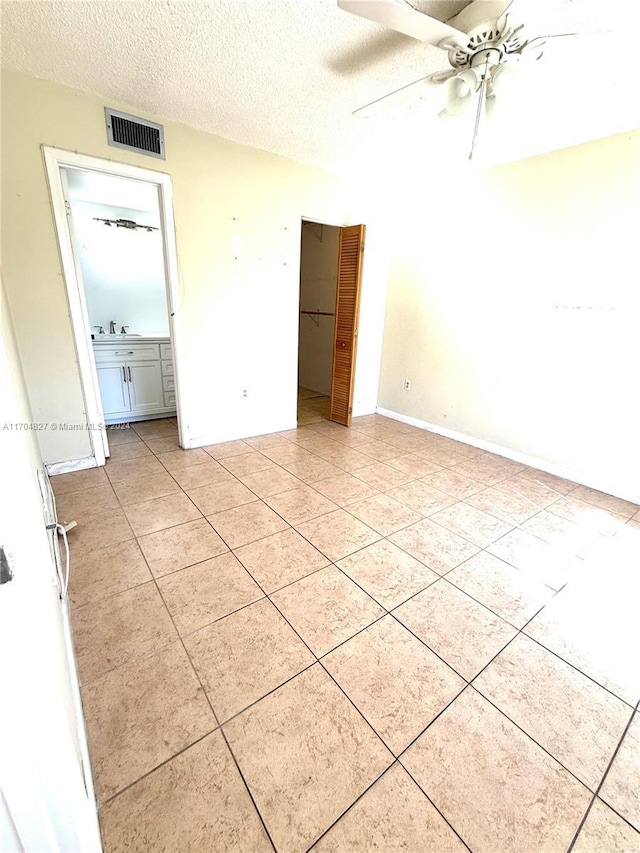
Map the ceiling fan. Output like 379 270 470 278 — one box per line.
338 0 591 158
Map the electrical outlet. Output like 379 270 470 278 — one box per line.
404 379 411 391
241 389 248 398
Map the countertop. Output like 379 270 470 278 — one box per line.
92 334 170 343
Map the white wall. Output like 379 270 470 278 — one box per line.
1 71 389 462
378 130 640 502
298 221 339 396
71 199 169 335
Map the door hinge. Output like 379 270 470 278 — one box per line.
348 407 353 414
360 243 365 252
64 199 72 216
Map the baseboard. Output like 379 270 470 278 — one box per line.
105 411 176 425
376 406 640 505
187 418 299 450
299 384 330 398
46 457 97 476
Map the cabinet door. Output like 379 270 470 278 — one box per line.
127 361 164 414
96 362 130 416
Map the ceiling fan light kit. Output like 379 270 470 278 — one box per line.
338 0 558 158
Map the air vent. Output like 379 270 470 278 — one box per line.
105 108 165 159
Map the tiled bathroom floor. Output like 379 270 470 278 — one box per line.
54 414 640 852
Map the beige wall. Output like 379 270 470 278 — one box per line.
298 221 339 396
1 71 388 463
4 71 637 499
378 130 640 501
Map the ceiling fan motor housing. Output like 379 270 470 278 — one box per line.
469 46 503 69
443 0 543 79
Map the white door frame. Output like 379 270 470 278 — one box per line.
298 216 345 415
42 147 186 463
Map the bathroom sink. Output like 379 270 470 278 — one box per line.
93 333 169 341
119 333 169 339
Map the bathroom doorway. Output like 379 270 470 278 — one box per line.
44 148 183 465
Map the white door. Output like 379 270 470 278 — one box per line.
128 360 164 414
0 282 101 851
96 361 130 417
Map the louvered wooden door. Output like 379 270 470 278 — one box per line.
330 224 365 426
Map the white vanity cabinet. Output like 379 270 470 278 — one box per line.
93 338 176 423
95 361 131 418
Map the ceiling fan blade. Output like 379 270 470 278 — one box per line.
449 0 515 34
534 30 613 39
495 0 517 33
353 70 452 118
338 0 468 47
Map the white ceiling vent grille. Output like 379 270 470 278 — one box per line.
105 108 165 159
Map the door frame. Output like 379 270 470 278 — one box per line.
42 147 185 463
298 216 365 426
298 216 341 419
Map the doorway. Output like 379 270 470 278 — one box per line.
44 148 183 465
297 220 366 427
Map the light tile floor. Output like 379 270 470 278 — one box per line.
55 413 640 852
298 388 331 424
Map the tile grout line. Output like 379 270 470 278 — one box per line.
144 516 280 853
109 423 635 593
199 519 433 846
322 565 471 681
305 755 475 853
75 435 632 711
75 445 635 716
81 437 232 824
566 702 639 852
114 428 294 850
466 682 603 794
209 416 620 521
381 538 637 712
158 589 277 851
75 418 638 847
395 762 476 853
207 538 400 850
388 602 549 761
158 504 326 851
265 549 613 840
98 727 217 810
385 583 633 792
517 633 638 712
105 424 613 594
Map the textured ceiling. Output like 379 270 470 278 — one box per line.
2 0 639 173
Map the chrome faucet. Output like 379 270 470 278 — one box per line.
109 320 117 334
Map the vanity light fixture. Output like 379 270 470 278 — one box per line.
93 217 158 232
